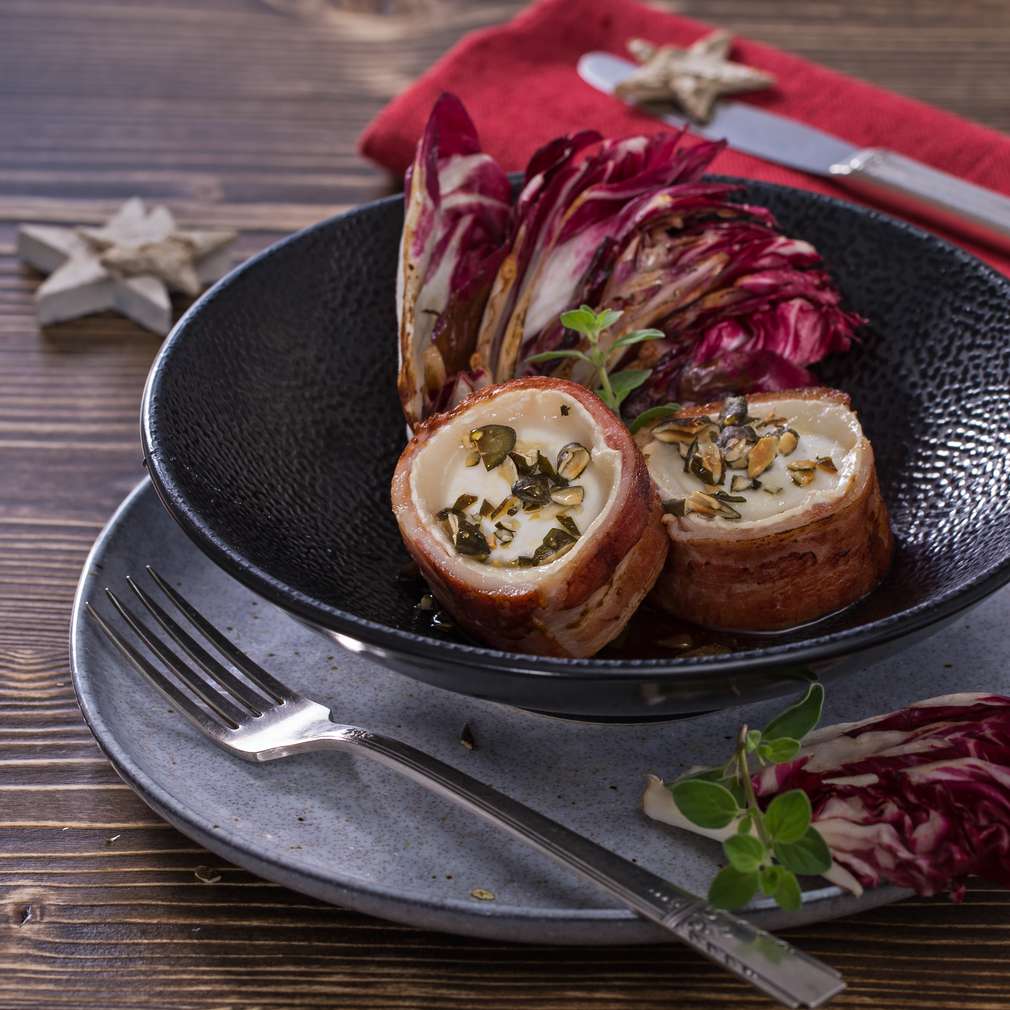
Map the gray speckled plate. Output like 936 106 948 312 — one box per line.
71 480 1009 944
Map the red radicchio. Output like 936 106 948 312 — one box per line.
397 94 863 425
644 693 1010 900
396 93 511 427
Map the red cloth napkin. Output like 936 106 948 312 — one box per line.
359 0 1010 275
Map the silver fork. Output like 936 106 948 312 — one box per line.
86 567 845 1009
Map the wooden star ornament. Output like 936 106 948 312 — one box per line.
615 31 776 124
16 198 237 335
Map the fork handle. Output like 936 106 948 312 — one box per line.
334 728 843 1008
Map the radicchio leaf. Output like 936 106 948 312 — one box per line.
396 93 511 426
644 693 1010 901
396 96 863 427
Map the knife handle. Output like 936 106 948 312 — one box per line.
829 148 1010 255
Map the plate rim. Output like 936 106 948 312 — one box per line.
140 178 1010 682
70 479 910 943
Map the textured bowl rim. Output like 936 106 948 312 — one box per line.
141 178 1010 683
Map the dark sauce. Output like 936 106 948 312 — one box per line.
599 603 740 659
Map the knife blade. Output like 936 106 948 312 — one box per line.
578 51 1010 255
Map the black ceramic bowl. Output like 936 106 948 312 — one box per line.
142 179 1010 720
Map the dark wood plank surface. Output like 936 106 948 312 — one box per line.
2 2 1009 1007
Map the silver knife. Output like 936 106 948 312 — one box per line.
578 51 1010 254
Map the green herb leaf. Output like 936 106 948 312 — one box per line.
606 368 652 408
524 349 592 365
670 778 741 829
772 870 803 910
745 729 762 753
764 789 811 844
758 737 801 764
737 812 754 836
708 866 759 910
560 305 622 336
610 327 665 351
726 778 747 809
762 683 824 743
723 833 766 874
774 827 832 876
627 403 681 433
689 767 725 782
759 864 784 896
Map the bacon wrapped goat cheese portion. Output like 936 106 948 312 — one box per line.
391 377 667 657
640 388 893 631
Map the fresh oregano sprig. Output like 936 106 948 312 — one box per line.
525 305 678 424
670 683 832 911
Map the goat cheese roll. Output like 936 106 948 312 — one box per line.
391 377 667 657
640 388 893 631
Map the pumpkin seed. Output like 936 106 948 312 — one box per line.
730 475 754 493
719 395 749 427
452 516 491 559
493 524 515 545
690 437 724 486
719 424 758 467
532 528 577 565
452 494 478 513
716 501 742 520
557 514 581 538
443 511 460 539
790 469 816 487
556 442 591 480
786 459 817 472
777 429 799 456
686 490 720 518
535 450 560 482
508 450 534 476
512 474 554 508
491 495 520 521
816 455 838 474
464 450 481 467
653 415 716 444
469 425 516 470
479 499 495 519
550 485 584 508
748 434 779 479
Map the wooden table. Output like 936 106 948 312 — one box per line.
2 2 1009 1007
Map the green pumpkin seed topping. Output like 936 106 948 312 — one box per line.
469 425 516 470
556 442 591 481
440 426 597 565
648 395 847 521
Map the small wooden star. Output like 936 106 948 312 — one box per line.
615 31 776 124
16 198 236 334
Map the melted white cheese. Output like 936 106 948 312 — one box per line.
410 388 621 573
644 397 861 527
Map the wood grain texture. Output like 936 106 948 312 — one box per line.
1 1 1009 1007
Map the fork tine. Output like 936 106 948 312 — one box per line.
103 588 247 728
126 575 270 716
85 602 231 740
146 566 294 704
